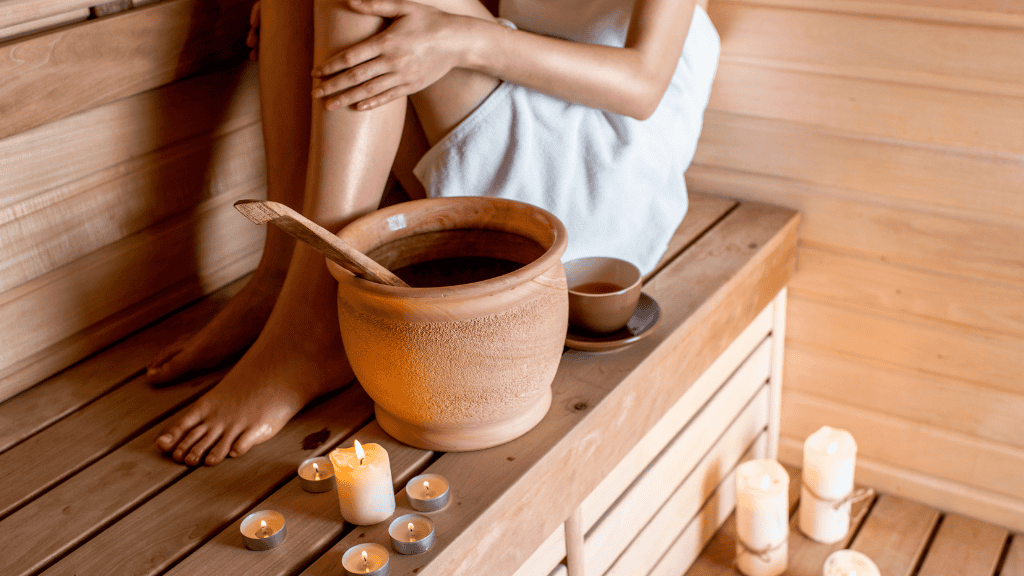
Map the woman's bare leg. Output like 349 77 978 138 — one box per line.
147 0 314 384
157 0 406 464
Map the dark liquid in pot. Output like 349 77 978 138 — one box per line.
393 256 524 288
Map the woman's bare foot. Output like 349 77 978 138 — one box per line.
146 255 291 385
155 247 353 465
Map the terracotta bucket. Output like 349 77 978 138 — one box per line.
327 197 569 451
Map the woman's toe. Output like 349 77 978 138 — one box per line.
157 410 204 452
231 423 276 459
205 426 242 465
173 424 208 462
185 426 223 466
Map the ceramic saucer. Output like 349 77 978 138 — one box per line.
565 292 661 352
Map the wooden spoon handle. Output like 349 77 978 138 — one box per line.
233 199 409 288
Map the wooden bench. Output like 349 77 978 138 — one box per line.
0 192 798 576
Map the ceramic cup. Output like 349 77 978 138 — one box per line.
564 257 642 334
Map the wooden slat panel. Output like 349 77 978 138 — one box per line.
41 387 375 576
601 401 768 576
788 297 1024 395
0 370 221 519
849 494 940 576
918 514 1008 576
0 0 113 29
707 60 1024 155
0 121 264 292
781 389 1024 501
718 0 1024 29
687 165 1024 284
646 193 737 282
0 0 254 140
512 524 567 576
0 8 89 41
709 2 1024 93
580 308 773 530
1002 535 1024 575
647 434 770 576
0 274 246 453
695 112 1024 223
299 203 798 576
584 378 770 576
785 345 1024 449
779 437 1024 535
0 183 264 401
791 246 1024 340
163 422 431 576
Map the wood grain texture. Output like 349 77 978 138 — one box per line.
299 203 797 576
710 2 1024 94
0 0 118 29
689 166 1024 285
645 193 737 282
787 296 1024 394
719 0 1024 28
579 307 773 530
694 112 1024 224
782 389 1024 501
42 386 375 576
917 514 1008 576
1002 535 1024 576
784 345 1024 449
849 494 940 576
0 8 88 41
163 421 431 576
0 183 265 402
513 526 567 576
790 246 1024 340
0 0 255 140
0 274 247 453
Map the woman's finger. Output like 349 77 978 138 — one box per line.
250 1 261 27
325 74 402 110
316 60 391 99
353 85 409 111
347 0 412 19
315 40 384 78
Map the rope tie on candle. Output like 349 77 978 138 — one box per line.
733 535 786 564
802 482 875 510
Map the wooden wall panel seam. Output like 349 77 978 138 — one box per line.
714 0 1024 29
0 1 108 30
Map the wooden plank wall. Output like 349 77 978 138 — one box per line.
692 0 1024 531
0 0 265 400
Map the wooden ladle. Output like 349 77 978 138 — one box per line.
233 199 409 287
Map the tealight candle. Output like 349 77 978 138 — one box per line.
389 513 436 555
823 550 881 576
299 456 337 493
405 473 450 512
342 542 390 576
239 510 286 551
329 440 396 525
799 426 857 543
735 459 789 576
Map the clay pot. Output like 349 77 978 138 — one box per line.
327 197 569 451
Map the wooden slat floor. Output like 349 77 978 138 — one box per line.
685 464 1022 576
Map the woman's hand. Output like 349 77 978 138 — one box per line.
313 0 467 111
246 1 261 60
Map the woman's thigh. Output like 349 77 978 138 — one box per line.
406 0 502 145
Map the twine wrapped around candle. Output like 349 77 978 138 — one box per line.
801 482 875 511
734 535 787 564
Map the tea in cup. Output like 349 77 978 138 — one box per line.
564 257 642 334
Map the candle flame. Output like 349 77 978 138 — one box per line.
850 571 857 576
258 519 269 538
760 474 771 490
409 522 415 541
313 462 320 480
827 441 839 455
362 550 369 572
354 439 365 465
424 480 431 497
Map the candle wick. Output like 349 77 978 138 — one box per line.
313 462 320 481
424 480 430 498
258 520 269 539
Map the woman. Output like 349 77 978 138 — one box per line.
149 0 719 465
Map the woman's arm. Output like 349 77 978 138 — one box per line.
315 0 697 120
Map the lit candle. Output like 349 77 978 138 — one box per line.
330 440 396 525
299 456 336 493
735 459 789 576
823 550 880 576
799 426 857 543
389 513 436 555
342 542 390 575
239 510 286 550
405 473 451 512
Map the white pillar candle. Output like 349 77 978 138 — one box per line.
329 440 396 525
799 426 857 543
735 459 789 576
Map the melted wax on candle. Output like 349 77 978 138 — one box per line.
760 474 771 490
827 441 839 455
